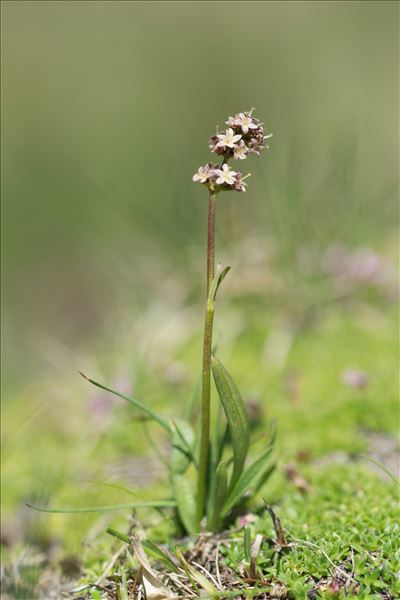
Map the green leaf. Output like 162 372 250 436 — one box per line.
253 464 276 495
207 266 231 309
84 479 138 498
106 527 130 543
177 552 218 596
267 417 278 448
170 419 196 474
185 375 201 422
208 461 228 531
222 447 273 516
27 500 176 513
211 355 249 489
243 526 252 562
171 473 197 535
79 372 171 433
141 538 180 573
107 527 179 571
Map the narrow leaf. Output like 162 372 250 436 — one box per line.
106 527 130 543
249 534 263 580
211 355 249 489
252 464 276 495
185 376 201 422
171 473 197 535
177 552 218 596
263 500 287 549
243 526 252 562
142 539 180 573
170 419 196 474
107 528 179 572
27 500 176 514
130 533 176 598
222 447 273 516
208 461 228 531
84 479 138 498
79 372 171 433
208 266 231 309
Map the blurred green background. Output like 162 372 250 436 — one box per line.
2 0 397 389
1 0 398 589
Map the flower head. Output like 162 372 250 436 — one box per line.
214 163 237 185
216 128 242 149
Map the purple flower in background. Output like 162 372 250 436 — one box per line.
346 247 381 283
342 369 369 390
88 372 133 423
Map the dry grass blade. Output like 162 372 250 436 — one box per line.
130 533 176 599
263 499 287 549
248 534 263 581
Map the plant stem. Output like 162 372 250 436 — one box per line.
197 191 217 524
206 192 217 293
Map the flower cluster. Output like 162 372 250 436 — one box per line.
193 109 271 193
209 110 271 160
192 163 248 192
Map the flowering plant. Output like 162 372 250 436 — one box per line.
192 110 274 530
31 110 275 537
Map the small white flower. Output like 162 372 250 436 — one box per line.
234 112 258 134
192 164 213 183
233 140 248 160
216 128 242 149
214 163 237 185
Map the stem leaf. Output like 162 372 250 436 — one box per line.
208 266 231 308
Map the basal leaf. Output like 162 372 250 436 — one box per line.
222 446 273 516
79 372 171 433
171 473 197 535
243 526 252 562
177 552 218 596
211 355 249 489
170 419 195 475
107 527 179 573
84 479 138 498
208 461 228 531
142 538 180 573
27 500 176 513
